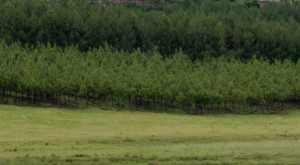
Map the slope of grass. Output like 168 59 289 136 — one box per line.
0 105 299 164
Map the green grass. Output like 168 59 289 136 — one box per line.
0 105 299 164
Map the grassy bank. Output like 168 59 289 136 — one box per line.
0 105 299 164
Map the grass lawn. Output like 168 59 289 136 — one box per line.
0 105 299 164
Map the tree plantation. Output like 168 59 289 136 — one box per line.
0 43 299 114
0 0 300 114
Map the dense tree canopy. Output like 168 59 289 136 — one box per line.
0 43 299 105
0 0 300 61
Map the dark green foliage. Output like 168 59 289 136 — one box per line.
0 0 300 61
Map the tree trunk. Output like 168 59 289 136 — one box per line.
128 95 131 109
104 95 107 109
20 91 23 104
165 99 168 112
64 95 67 106
98 93 101 108
86 92 89 108
44 92 47 105
75 95 78 108
153 97 156 111
117 95 120 107
160 97 163 111
6 87 9 103
111 95 114 107
31 91 34 104
57 93 60 106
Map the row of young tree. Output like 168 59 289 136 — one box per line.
0 0 300 61
0 43 299 113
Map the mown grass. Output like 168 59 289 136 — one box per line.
0 105 299 164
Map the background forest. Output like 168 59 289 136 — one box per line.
1 0 300 61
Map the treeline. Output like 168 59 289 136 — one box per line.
0 0 300 61
0 43 299 113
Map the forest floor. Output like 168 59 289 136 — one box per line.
0 105 299 165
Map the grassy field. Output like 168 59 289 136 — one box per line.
0 105 299 164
